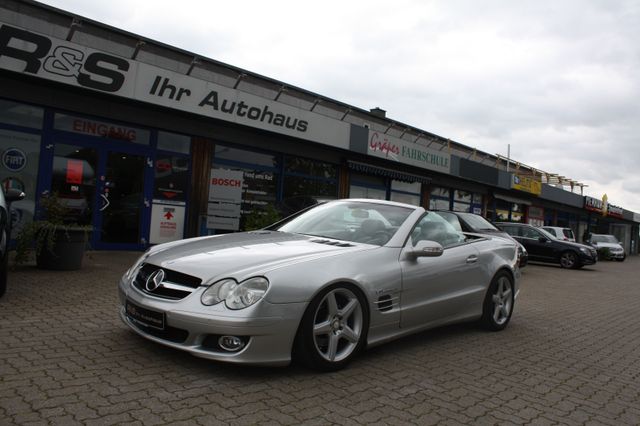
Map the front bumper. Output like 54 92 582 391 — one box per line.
578 252 597 266
118 276 306 366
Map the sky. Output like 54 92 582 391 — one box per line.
38 0 640 212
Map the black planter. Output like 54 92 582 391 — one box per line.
36 227 87 271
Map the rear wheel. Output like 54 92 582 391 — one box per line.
559 251 580 269
294 284 369 371
480 271 514 331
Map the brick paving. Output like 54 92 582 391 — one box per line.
1 251 639 425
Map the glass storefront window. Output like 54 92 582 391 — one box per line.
350 174 386 200
349 185 386 200
454 190 472 203
158 131 190 154
390 180 421 206
285 157 337 179
0 99 43 129
429 187 450 210
51 144 98 226
210 146 279 232
154 155 190 203
215 145 277 168
391 180 420 193
391 192 420 206
0 129 41 238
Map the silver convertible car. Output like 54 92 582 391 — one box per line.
119 199 520 371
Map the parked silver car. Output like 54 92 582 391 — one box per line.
119 199 520 371
588 233 626 261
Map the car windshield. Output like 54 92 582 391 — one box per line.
456 212 500 231
538 228 557 239
591 234 619 244
274 201 415 245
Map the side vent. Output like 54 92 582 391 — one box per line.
376 295 394 312
310 239 353 247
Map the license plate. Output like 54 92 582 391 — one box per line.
125 300 165 330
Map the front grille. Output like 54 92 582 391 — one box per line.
133 263 202 300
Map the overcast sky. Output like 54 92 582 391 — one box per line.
38 0 640 212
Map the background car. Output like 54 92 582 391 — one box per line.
541 226 576 242
119 199 520 371
587 233 626 261
434 211 528 267
0 187 26 298
495 222 597 269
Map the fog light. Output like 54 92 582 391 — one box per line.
218 335 246 352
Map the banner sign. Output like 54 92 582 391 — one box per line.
0 23 350 150
207 169 244 230
367 131 451 174
511 174 542 195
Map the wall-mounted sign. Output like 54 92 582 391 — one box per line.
149 202 185 244
511 174 542 195
608 204 624 218
0 23 350 150
1 147 26 172
54 114 150 144
584 196 603 213
367 131 451 174
207 169 244 230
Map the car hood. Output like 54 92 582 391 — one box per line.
143 231 372 283
555 240 594 250
592 242 623 249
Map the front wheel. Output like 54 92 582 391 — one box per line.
480 271 514 331
559 251 580 269
294 284 369 371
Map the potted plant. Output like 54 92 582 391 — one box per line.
15 192 91 270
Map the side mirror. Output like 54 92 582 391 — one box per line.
538 236 548 243
4 188 25 204
408 240 444 259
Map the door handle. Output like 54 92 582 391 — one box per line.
99 194 110 212
466 255 478 264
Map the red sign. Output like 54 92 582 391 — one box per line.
66 160 84 184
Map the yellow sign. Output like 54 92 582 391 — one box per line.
511 174 542 195
602 194 608 217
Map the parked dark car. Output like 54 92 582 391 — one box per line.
494 222 597 269
434 211 528 267
0 187 26 298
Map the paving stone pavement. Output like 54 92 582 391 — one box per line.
1 251 639 425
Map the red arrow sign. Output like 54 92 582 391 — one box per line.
164 211 174 220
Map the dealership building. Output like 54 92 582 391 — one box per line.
1 0 639 254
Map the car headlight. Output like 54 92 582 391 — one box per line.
125 251 150 281
201 277 269 309
579 247 589 254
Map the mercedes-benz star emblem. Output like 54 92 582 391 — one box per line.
145 269 165 292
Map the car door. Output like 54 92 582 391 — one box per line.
399 214 485 330
518 226 555 261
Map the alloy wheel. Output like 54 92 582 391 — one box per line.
312 288 364 362
491 276 513 325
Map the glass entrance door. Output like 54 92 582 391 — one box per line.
99 151 146 246
51 143 149 250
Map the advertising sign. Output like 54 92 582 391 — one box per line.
149 202 185 244
367 131 451 174
0 23 350 150
511 174 542 195
207 169 244 230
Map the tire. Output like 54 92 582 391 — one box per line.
294 284 369 371
559 251 580 269
480 271 514 331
